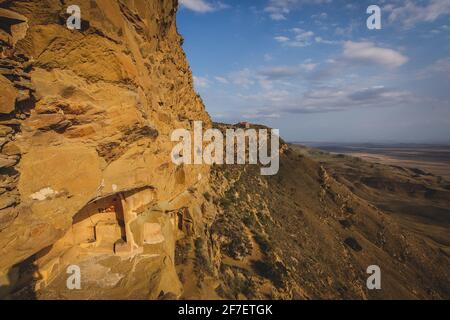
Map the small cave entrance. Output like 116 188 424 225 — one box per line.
70 194 128 253
18 188 158 291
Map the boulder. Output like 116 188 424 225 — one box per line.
0 75 17 114
0 155 18 168
1 142 21 156
0 8 28 47
0 125 13 137
0 192 18 210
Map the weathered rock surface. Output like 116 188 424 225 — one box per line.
0 75 18 114
1 1 448 301
0 0 210 299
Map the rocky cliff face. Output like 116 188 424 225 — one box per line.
1 1 448 300
0 0 211 298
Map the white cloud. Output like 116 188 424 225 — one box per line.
286 85 412 113
342 41 408 68
315 36 335 44
264 53 273 61
219 62 318 92
275 28 315 47
334 24 355 37
300 63 318 72
265 6 289 21
229 69 255 87
179 0 229 13
264 0 333 20
418 57 450 79
193 76 210 88
259 66 301 79
311 12 328 20
386 0 450 29
258 63 317 80
242 112 281 119
274 36 290 43
240 85 414 118
214 76 229 84
292 28 314 39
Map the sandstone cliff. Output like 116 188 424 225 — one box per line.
0 0 211 299
1 1 448 300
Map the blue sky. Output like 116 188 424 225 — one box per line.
177 0 450 143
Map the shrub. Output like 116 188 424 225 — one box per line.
203 191 212 201
253 232 272 252
252 258 288 288
194 238 212 278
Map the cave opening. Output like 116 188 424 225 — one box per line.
71 194 128 253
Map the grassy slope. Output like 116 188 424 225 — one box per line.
177 130 450 300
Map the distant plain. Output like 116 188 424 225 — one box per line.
293 143 450 255
298 143 450 180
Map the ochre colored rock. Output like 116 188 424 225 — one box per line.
0 1 449 301
0 125 13 137
0 8 28 47
0 193 18 210
0 75 17 114
142 223 165 245
0 0 210 299
0 155 18 168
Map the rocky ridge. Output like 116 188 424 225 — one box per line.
0 1 448 300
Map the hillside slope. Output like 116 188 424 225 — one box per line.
294 145 450 254
0 1 448 300
174 124 450 300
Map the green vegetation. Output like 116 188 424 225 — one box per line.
194 237 213 286
252 258 288 288
175 238 191 266
216 265 255 300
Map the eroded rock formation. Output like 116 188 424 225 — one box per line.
0 0 211 298
1 1 449 301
